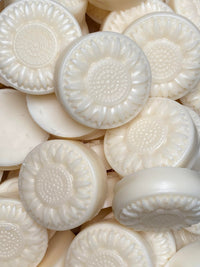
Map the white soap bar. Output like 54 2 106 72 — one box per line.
0 198 48 267
87 3 110 24
81 19 89 35
173 228 200 250
65 221 154 266
168 0 200 29
141 231 176 267
80 129 106 141
38 231 75 267
0 89 49 170
124 12 200 100
88 0 144 11
101 0 172 33
113 167 200 231
185 221 200 235
84 140 112 170
165 241 200 267
26 94 96 138
0 177 19 199
180 82 200 116
0 0 82 95
104 97 199 176
56 31 151 129
19 140 107 230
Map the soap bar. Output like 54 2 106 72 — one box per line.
0 89 49 170
56 31 151 129
87 3 110 24
0 198 48 267
124 12 200 100
26 94 96 139
88 0 144 11
141 231 176 267
19 140 107 230
0 0 82 94
101 0 172 33
165 241 200 267
104 97 199 176
38 230 75 267
65 221 154 266
113 167 200 231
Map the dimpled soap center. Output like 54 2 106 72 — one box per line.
0 223 23 259
36 165 73 207
143 213 182 229
87 58 131 106
127 118 167 153
144 38 182 83
89 249 125 267
14 23 57 68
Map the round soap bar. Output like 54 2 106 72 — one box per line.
104 97 199 176
168 0 200 29
113 167 200 231
180 82 200 116
124 12 200 100
65 221 154 266
0 0 82 95
19 140 107 230
26 94 96 138
165 241 200 267
88 0 144 11
56 31 151 129
0 89 49 170
141 231 176 267
0 198 48 267
173 228 200 250
101 0 172 33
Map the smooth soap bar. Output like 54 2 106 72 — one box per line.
113 167 200 231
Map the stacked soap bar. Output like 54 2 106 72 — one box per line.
1 0 200 266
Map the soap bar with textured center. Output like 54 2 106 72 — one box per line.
0 0 82 94
124 12 200 100
56 31 151 129
19 140 107 230
0 198 48 267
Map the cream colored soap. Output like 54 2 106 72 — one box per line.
26 94 96 139
165 241 200 267
173 228 200 250
141 231 176 267
0 0 82 95
65 221 154 266
180 82 200 116
101 0 172 33
38 231 75 267
0 89 49 170
124 12 200 100
0 198 48 267
81 19 89 35
113 167 200 231
104 97 199 176
19 140 107 230
56 31 151 129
